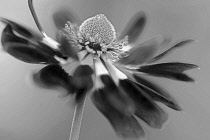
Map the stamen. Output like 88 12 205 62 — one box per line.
79 14 116 44
60 14 129 61
105 36 129 61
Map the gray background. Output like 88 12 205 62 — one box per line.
0 0 210 140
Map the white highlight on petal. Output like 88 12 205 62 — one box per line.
54 56 67 65
103 57 128 84
94 59 109 89
107 59 128 80
42 37 60 50
80 53 94 66
94 59 109 76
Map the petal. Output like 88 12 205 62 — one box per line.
114 64 182 111
1 19 65 64
137 62 198 82
98 75 134 114
33 64 93 103
0 18 41 40
33 64 76 94
116 36 162 66
141 62 198 73
72 65 93 103
133 74 182 111
57 36 79 60
53 8 80 30
92 75 145 139
99 59 167 128
118 11 146 44
119 79 168 128
149 39 194 62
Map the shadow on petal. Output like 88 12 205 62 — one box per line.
118 11 147 44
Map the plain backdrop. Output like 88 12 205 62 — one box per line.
0 0 210 140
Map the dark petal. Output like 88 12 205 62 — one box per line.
33 64 93 103
92 75 145 139
137 62 198 82
99 75 134 114
4 43 59 64
0 18 42 40
1 25 58 64
37 41 67 59
133 74 182 111
57 36 79 60
53 8 80 30
118 11 146 44
1 25 28 47
150 39 194 62
116 37 160 66
141 62 198 73
33 65 76 94
72 65 93 103
1 20 65 64
119 79 168 128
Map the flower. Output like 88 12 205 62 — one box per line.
0 0 199 139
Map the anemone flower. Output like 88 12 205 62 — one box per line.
0 0 199 140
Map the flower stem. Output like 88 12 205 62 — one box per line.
69 94 87 140
28 0 48 38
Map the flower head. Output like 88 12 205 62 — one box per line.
0 0 199 139
79 14 116 44
59 14 128 61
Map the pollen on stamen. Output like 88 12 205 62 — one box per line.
59 14 129 61
79 14 116 44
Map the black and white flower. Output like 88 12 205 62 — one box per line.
0 0 199 139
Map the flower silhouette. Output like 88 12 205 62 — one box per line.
0 0 199 139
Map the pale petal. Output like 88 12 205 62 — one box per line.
118 11 147 44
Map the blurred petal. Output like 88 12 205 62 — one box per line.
92 75 145 139
118 11 146 44
33 64 75 94
116 36 162 66
119 79 168 128
72 65 93 103
57 36 79 60
99 75 134 114
1 19 65 64
53 8 80 30
141 62 198 73
150 39 194 62
0 18 41 40
114 64 182 111
33 64 93 103
137 62 198 82
133 74 182 111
